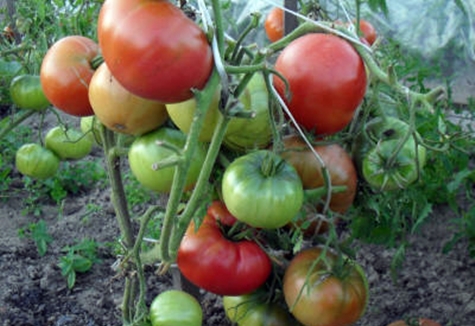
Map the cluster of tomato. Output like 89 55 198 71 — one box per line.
7 1 438 325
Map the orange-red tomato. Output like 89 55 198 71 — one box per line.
88 63 169 136
264 7 284 42
358 19 377 45
97 0 213 103
283 246 368 326
40 35 99 117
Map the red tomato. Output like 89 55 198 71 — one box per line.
207 201 238 226
177 205 272 296
281 135 357 214
265 7 284 42
358 19 377 45
283 246 368 326
40 36 99 116
273 33 367 136
97 0 213 103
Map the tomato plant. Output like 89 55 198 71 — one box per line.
149 290 202 326
177 201 272 296
127 127 206 193
283 246 368 326
222 150 304 229
387 318 442 326
44 126 93 160
9 75 50 111
223 293 296 326
273 33 367 136
88 63 169 136
40 35 99 116
280 135 357 214
15 143 60 179
97 0 213 103
265 7 284 42
167 72 272 150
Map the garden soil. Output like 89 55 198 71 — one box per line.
0 111 474 326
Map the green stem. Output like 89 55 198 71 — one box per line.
0 109 36 142
158 71 221 263
168 109 231 259
304 185 347 204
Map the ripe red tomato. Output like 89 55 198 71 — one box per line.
283 246 368 326
280 135 357 214
88 63 169 136
97 0 213 103
40 36 99 116
177 203 272 296
387 318 442 326
273 33 367 136
358 19 377 45
265 7 284 42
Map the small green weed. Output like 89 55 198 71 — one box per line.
18 219 53 256
58 238 101 289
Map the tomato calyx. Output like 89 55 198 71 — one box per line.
260 152 287 177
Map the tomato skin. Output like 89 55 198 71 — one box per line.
387 318 441 326
40 36 99 117
273 33 367 136
10 75 50 111
149 290 202 326
265 7 284 42
358 19 377 45
15 143 60 179
283 247 368 326
128 127 206 193
177 211 272 296
97 0 213 103
223 294 296 326
207 201 238 226
44 126 93 160
222 150 304 229
281 135 357 214
88 63 169 136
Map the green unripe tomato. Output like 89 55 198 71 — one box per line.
15 143 60 179
149 290 202 326
10 75 50 111
45 126 93 160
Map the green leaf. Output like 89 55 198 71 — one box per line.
67 271 76 289
71 255 93 273
390 243 406 282
367 0 388 16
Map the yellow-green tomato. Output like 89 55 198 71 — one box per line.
223 72 272 151
44 126 93 160
15 143 60 179
128 127 206 193
10 74 50 111
166 88 221 142
149 290 202 326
